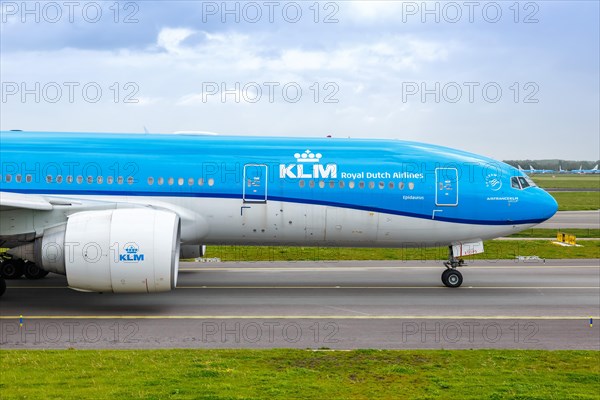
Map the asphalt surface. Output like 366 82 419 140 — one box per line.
537 210 600 229
1 259 598 350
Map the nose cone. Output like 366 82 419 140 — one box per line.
537 189 558 222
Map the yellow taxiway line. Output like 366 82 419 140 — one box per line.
180 265 600 272
1 315 598 320
7 285 599 290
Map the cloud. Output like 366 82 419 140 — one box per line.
156 28 196 53
2 2 598 161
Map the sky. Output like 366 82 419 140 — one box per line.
1 0 598 160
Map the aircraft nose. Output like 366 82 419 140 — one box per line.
536 189 558 222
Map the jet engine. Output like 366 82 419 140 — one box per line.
11 209 180 293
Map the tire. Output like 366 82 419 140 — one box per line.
0 278 5 297
443 269 463 288
0 260 24 279
23 262 49 280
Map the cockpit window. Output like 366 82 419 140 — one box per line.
524 176 537 187
518 177 530 188
511 176 537 190
511 177 521 189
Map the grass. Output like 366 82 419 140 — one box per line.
550 192 600 211
532 174 600 190
204 241 600 261
508 228 600 238
1 349 598 399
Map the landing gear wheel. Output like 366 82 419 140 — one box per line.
23 262 49 280
442 269 463 288
0 277 5 297
0 260 24 280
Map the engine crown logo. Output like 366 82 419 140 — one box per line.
119 242 145 263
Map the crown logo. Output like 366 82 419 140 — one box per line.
124 243 139 254
294 150 322 163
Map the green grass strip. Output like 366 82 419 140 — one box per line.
508 228 600 238
203 241 600 261
1 349 598 399
550 192 600 211
532 175 600 190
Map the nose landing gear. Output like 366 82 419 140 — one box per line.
442 247 464 288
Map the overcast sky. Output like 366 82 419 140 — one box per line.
1 1 598 160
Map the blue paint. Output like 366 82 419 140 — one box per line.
0 131 558 226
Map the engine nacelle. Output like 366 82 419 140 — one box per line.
29 209 180 293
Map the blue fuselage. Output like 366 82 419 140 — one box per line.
0 131 557 229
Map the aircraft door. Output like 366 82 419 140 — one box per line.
435 168 458 206
243 164 268 203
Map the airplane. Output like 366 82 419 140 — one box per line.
0 131 558 296
527 165 555 174
570 165 599 174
